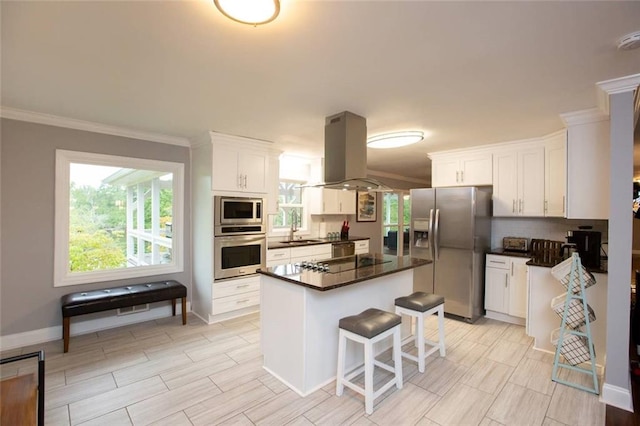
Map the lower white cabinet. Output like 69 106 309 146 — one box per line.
212 275 261 315
484 254 530 324
266 244 332 267
354 239 369 254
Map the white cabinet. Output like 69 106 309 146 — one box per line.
266 248 291 267
564 115 610 219
308 188 356 215
431 152 493 187
484 254 529 324
290 244 332 263
493 144 545 217
544 131 567 217
267 154 280 215
354 239 369 254
212 143 268 193
212 275 260 315
266 244 332 267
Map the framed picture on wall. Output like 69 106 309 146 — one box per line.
356 191 376 222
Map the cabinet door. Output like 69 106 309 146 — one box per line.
508 258 529 318
212 145 240 191
308 188 340 214
431 158 460 187
545 132 566 217
485 267 509 314
337 190 356 214
518 146 545 216
266 155 280 215
239 151 267 193
460 154 492 185
492 150 518 216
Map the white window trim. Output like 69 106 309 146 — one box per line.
54 150 184 287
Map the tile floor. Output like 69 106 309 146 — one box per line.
0 313 606 425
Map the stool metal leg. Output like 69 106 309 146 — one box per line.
336 329 346 396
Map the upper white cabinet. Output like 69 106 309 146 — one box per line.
493 143 545 217
562 111 610 220
431 151 492 187
212 142 268 193
307 188 356 215
543 130 567 217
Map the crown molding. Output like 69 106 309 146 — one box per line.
0 107 191 147
559 108 609 127
596 73 640 115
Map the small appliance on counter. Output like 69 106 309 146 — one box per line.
566 226 601 268
502 237 529 253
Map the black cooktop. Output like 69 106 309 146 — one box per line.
323 254 391 274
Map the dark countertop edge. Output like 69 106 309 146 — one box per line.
257 257 431 292
268 236 370 250
526 260 608 274
487 249 532 258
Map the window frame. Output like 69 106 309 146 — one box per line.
54 150 184 287
271 179 306 234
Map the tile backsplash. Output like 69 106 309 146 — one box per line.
491 217 608 251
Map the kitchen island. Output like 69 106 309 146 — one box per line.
257 254 430 396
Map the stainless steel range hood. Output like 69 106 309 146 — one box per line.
314 111 393 192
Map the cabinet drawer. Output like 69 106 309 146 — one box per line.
290 244 332 259
213 290 260 314
355 240 369 250
267 248 291 262
486 254 510 269
214 278 260 299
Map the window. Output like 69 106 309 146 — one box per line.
273 180 304 231
382 192 410 255
55 150 184 286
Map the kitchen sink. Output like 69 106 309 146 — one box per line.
283 239 324 245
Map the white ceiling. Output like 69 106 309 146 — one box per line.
2 1 639 183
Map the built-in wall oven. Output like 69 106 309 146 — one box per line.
213 196 266 280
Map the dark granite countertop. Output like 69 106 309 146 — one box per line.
268 235 369 250
487 249 532 258
257 253 431 291
487 249 607 274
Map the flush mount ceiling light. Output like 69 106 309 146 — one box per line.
618 31 640 50
214 0 280 26
367 131 424 149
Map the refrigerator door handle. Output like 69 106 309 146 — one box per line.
428 209 435 260
434 208 440 260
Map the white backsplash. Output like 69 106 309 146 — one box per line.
491 217 608 250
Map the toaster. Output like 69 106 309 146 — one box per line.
503 237 529 252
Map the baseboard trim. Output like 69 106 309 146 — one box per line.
0 302 191 351
601 381 634 412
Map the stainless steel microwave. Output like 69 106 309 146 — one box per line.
214 196 265 235
214 234 266 280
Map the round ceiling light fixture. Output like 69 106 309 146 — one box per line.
618 31 640 50
367 131 425 149
214 0 280 26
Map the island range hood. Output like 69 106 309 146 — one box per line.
315 111 393 192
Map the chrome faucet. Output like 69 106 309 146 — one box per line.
288 211 299 241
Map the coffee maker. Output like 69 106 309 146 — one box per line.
566 228 601 268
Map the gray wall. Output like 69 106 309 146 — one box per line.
0 118 191 336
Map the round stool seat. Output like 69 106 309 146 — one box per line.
395 292 444 312
339 308 401 339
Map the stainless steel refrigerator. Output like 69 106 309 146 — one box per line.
410 187 492 322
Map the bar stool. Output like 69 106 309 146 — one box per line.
394 292 445 373
336 308 403 414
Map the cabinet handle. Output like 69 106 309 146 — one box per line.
544 200 548 213
505 275 508 288
456 171 459 183
512 199 516 213
237 299 250 304
237 284 250 289
243 175 247 188
519 199 523 213
238 174 242 188
489 260 506 265
511 262 514 276
460 170 464 182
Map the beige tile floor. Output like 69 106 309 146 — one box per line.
1 313 606 425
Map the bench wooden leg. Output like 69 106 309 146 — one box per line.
171 298 176 316
63 317 70 353
182 297 187 325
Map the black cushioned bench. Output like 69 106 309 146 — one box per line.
60 280 187 352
